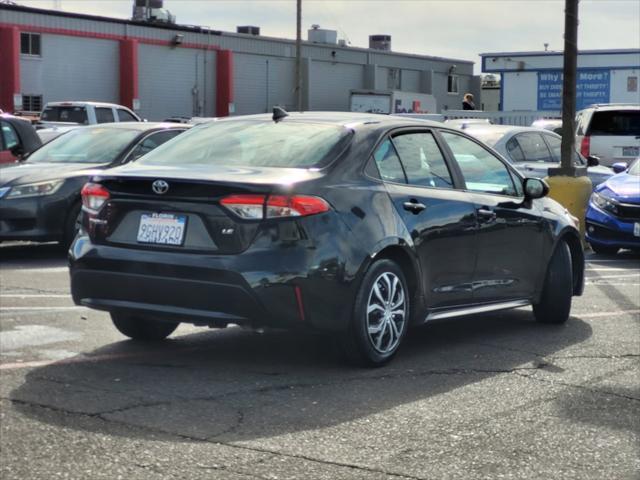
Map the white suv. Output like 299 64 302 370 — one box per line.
575 104 640 167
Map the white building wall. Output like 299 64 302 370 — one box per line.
610 68 640 103
503 72 538 110
310 61 363 110
21 34 119 105
138 44 216 121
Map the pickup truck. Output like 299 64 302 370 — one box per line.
38 101 142 129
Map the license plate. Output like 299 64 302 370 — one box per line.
137 213 187 246
622 146 640 157
634 222 640 238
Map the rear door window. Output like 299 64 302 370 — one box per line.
95 107 115 124
117 109 139 122
588 110 640 136
391 132 454 188
514 132 554 162
371 139 406 184
505 137 525 162
126 130 184 161
440 131 518 196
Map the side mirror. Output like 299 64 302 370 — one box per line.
612 162 628 174
587 155 600 167
523 177 549 200
9 144 24 158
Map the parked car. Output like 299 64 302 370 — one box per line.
69 112 584 366
0 114 42 164
0 123 188 246
37 101 142 129
531 118 562 134
575 104 640 167
445 118 492 129
464 125 614 188
586 158 640 255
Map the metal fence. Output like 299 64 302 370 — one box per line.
394 110 561 127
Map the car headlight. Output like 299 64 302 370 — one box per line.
591 191 618 215
5 180 65 199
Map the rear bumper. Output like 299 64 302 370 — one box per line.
69 233 355 331
585 205 640 249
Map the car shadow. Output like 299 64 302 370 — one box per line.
0 242 67 266
11 309 592 443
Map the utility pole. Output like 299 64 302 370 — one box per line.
546 0 592 240
560 0 579 172
295 0 302 112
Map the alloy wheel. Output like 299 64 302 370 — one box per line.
366 272 406 354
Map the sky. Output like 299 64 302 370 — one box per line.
15 0 640 72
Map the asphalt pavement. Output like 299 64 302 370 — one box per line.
1 242 638 480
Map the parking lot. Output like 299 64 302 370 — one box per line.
0 242 638 479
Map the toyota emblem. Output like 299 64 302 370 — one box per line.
152 179 169 195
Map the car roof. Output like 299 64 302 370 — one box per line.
462 125 557 137
210 111 443 130
579 104 640 113
78 122 190 131
44 101 135 109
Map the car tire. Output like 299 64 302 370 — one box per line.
111 313 179 341
63 202 82 249
533 241 573 324
589 243 619 255
340 259 410 367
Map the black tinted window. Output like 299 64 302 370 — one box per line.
515 133 553 162
41 106 88 124
392 133 453 188
372 139 406 184
128 130 183 161
118 109 139 122
589 110 640 136
441 131 518 196
95 108 115 124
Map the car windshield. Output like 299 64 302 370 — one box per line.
629 160 640 176
137 120 353 169
40 106 89 124
27 127 140 164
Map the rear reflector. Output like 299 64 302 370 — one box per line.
81 183 110 213
580 136 590 158
220 194 330 219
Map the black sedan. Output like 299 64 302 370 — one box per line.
70 112 584 366
0 122 188 246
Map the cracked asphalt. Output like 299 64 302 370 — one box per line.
1 243 638 480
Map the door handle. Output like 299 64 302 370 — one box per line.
403 201 427 214
477 208 497 222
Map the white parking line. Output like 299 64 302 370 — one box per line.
577 309 640 318
587 282 640 286
0 306 86 312
584 274 640 280
0 267 69 273
0 294 71 298
586 267 640 272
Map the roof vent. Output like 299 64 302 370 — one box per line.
308 25 338 44
369 35 391 51
237 25 260 35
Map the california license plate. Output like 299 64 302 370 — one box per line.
634 222 640 238
137 213 187 246
622 146 639 157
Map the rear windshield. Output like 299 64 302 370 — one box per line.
588 110 640 136
137 120 353 169
41 106 89 124
28 127 140 164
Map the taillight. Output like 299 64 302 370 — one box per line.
580 136 590 157
220 194 330 219
81 182 110 213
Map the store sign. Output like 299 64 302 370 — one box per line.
537 70 610 111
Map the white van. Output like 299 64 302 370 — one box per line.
575 104 640 167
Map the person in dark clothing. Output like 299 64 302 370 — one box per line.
462 93 475 110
